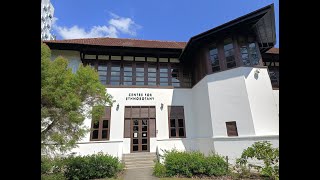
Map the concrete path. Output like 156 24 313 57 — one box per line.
123 167 159 180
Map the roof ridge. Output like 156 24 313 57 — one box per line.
47 37 187 43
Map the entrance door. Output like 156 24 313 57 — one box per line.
131 119 149 152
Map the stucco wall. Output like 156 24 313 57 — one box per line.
213 135 279 164
244 68 279 135
191 78 213 138
273 90 279 113
206 68 256 137
51 60 278 160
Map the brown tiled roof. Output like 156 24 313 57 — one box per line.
44 37 187 49
265 47 279 54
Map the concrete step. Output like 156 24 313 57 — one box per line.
125 164 155 169
124 156 157 161
125 160 155 166
123 153 157 170
123 152 156 157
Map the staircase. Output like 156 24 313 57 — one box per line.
123 152 157 169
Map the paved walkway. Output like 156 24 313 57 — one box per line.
124 167 159 180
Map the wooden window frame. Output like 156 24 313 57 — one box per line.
223 37 237 69
82 54 192 88
168 106 186 138
226 121 238 137
90 107 111 141
208 43 221 73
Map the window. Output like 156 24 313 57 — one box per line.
147 64 157 86
90 107 111 141
182 70 192 88
226 121 238 137
248 42 259 65
123 64 133 85
159 64 169 86
110 63 120 85
98 64 108 85
224 38 236 69
82 55 192 87
171 66 180 87
209 44 220 72
239 36 260 66
168 106 186 138
268 69 279 88
135 63 145 85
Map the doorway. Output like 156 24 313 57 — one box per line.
124 106 156 153
131 119 149 152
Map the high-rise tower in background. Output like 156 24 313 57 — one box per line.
41 0 55 40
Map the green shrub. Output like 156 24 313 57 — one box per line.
164 150 205 177
64 152 123 180
41 173 66 180
41 156 66 180
153 162 167 177
41 156 52 175
236 141 279 180
204 154 229 176
158 149 228 178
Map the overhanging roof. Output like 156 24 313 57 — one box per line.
180 4 276 61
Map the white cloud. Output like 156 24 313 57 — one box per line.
53 13 141 39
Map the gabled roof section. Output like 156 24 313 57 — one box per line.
44 37 187 50
180 4 276 61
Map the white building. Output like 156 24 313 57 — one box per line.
44 4 279 164
41 0 55 40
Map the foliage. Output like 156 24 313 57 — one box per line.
153 161 167 178
155 149 228 178
41 153 123 180
41 173 66 180
64 153 124 180
236 141 279 180
41 156 66 180
204 154 229 176
41 43 113 154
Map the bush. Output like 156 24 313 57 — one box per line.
41 156 66 180
153 162 167 177
157 149 228 178
41 173 66 180
204 154 229 176
164 150 206 177
64 153 123 180
236 141 279 180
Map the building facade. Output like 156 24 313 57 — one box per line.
44 4 279 163
41 0 55 40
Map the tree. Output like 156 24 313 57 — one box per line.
41 43 113 154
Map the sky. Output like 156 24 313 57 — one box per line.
51 0 279 47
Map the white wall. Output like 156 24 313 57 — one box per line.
191 79 214 138
244 67 279 135
213 135 279 164
273 90 279 113
206 68 256 137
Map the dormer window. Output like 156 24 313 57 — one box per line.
224 38 236 69
209 43 220 72
239 36 261 66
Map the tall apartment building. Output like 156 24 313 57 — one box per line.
41 0 55 40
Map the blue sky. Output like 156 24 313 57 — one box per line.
51 0 279 47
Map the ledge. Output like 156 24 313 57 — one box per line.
76 140 124 144
156 135 279 142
